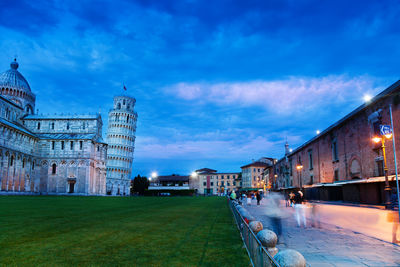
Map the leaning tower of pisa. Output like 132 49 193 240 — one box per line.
106 95 137 195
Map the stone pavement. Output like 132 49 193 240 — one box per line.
245 200 400 267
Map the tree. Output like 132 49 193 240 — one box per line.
131 175 149 195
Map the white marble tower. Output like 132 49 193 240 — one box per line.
106 95 137 195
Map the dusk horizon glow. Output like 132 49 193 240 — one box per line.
1 0 399 177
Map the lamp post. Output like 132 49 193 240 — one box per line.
372 131 393 209
296 164 303 188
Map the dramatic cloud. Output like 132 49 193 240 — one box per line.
168 75 384 114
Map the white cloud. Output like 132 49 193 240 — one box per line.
167 75 383 114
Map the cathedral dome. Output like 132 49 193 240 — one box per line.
0 59 35 112
0 59 31 92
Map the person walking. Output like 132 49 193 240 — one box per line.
256 191 262 205
289 191 295 207
294 190 307 228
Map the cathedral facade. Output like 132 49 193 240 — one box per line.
0 59 136 195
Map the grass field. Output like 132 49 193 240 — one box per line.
0 196 250 267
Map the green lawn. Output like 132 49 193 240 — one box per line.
0 196 250 267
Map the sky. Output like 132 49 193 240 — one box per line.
0 0 399 177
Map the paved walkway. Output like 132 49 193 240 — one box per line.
245 200 400 267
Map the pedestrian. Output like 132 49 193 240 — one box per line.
388 188 400 243
247 194 252 206
311 203 321 228
256 191 262 205
230 190 236 200
265 192 285 242
294 190 307 228
289 191 295 207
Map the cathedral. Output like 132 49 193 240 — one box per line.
0 59 137 195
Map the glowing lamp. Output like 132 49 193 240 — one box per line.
372 136 382 143
385 133 393 139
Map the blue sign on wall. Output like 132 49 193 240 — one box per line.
380 125 392 135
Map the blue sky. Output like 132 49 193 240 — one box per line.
1 0 399 177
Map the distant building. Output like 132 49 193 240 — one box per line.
0 59 107 195
274 79 400 204
149 175 190 190
192 168 240 195
240 158 275 190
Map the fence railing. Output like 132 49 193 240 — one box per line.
229 199 280 267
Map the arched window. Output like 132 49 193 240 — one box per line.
37 122 41 130
52 163 57 174
32 161 35 170
117 103 121 109
123 100 126 105
66 122 70 130
51 122 55 130
126 116 129 123
127 104 130 110
10 155 14 166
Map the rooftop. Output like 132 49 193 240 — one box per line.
24 113 100 120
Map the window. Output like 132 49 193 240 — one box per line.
334 169 339 181
22 159 25 168
66 123 70 130
82 122 85 129
253 168 256 172
127 104 130 110
253 176 256 181
289 159 293 176
227 175 230 179
10 156 14 166
203 182 206 186
221 181 224 186
258 168 260 172
52 163 57 175
310 175 314 184
37 122 40 130
377 160 384 176
227 182 230 186
70 141 74 150
221 175 224 179
123 100 126 105
210 182 214 186
117 103 121 109
308 150 313 170
127 116 129 123
115 115 119 121
32 161 35 170
51 122 54 130
79 141 83 150
61 141 64 150
332 140 338 161
97 146 100 152
52 141 55 150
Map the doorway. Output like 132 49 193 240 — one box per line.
68 180 76 193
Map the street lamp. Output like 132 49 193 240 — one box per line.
372 133 393 209
296 164 303 188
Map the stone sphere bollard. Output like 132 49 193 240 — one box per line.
249 221 263 234
273 249 306 267
256 229 278 256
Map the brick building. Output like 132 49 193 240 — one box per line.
274 80 400 204
190 168 240 195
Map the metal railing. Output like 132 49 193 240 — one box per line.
229 200 280 267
